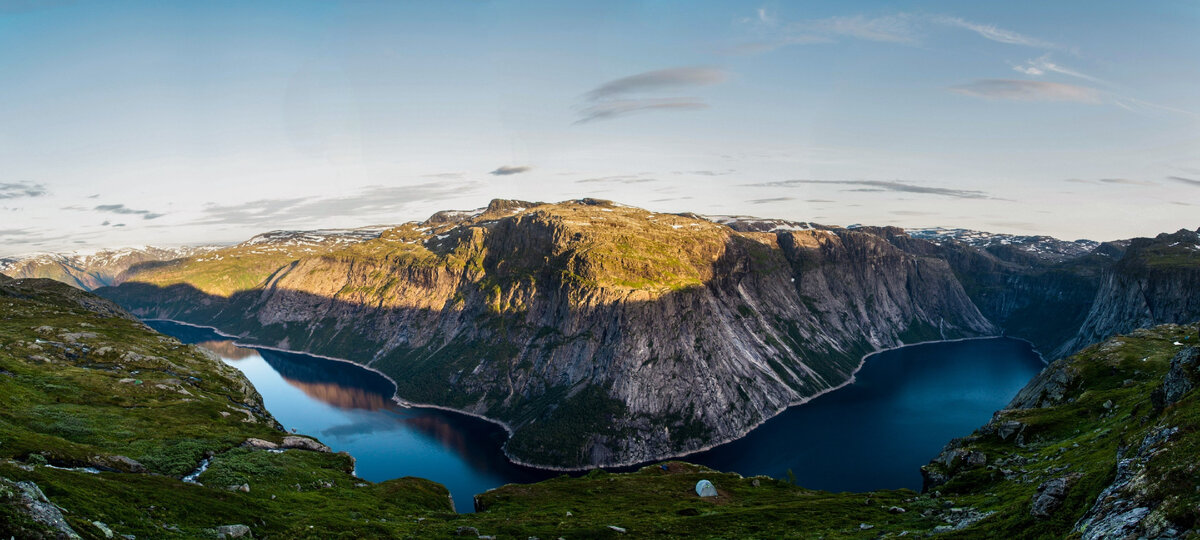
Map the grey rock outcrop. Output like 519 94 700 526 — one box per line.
12 480 82 539
215 524 252 538
1031 474 1081 519
1074 427 1181 539
1008 360 1077 409
1152 347 1199 411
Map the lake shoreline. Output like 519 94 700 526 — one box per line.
146 318 1042 474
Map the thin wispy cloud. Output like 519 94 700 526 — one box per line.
734 11 916 50
735 10 1059 53
932 16 1059 49
745 179 994 200
747 197 795 204
816 14 918 44
0 227 96 251
0 228 34 238
576 67 727 123
193 182 479 227
489 165 531 176
0 182 47 200
577 98 709 123
672 170 733 176
94 204 165 220
1168 176 1200 187
1066 178 1158 186
1111 97 1200 119
576 175 656 184
1100 178 1157 186
1011 55 1101 83
585 67 726 101
950 80 1101 103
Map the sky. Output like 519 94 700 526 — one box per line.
1 0 1198 256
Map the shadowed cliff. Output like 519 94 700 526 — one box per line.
99 200 993 468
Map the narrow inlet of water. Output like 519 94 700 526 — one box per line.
148 320 1044 510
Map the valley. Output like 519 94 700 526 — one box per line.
70 198 1200 469
0 273 1196 537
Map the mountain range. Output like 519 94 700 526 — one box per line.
5 198 1199 469
1 271 1197 538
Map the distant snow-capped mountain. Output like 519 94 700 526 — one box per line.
0 246 221 290
906 227 1099 262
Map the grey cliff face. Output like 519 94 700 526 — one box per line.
94 204 1199 469
99 209 994 468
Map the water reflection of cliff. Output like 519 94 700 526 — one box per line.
256 349 515 473
194 340 258 360
259 349 396 411
282 379 392 410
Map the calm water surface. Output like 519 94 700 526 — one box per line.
148 320 1044 510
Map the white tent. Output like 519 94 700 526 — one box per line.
695 479 717 497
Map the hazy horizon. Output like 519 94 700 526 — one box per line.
2 1 1198 256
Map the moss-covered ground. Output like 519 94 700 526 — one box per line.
0 277 452 539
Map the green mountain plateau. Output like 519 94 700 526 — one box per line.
76 199 1200 469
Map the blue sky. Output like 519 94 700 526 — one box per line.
1 0 1197 255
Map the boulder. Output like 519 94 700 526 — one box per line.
1031 474 1081 519
95 455 147 473
241 438 279 450
454 526 480 536
92 521 114 538
995 420 1024 440
215 524 251 538
281 436 331 453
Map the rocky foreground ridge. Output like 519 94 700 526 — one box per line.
2 276 1197 538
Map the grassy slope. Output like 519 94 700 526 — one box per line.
0 277 451 539
434 324 1200 539
916 323 1200 538
4 274 1199 538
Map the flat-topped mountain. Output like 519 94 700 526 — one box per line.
16 198 1194 468
97 198 995 468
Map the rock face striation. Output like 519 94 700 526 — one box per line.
92 200 1200 468
99 199 995 468
1056 229 1200 357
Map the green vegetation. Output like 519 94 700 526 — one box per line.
125 249 300 297
4 273 1200 538
0 277 452 539
919 323 1200 538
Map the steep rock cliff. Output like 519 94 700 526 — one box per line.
1057 229 1200 356
101 199 994 468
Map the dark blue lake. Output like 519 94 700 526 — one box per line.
147 320 1044 510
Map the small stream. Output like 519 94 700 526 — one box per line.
182 458 210 484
